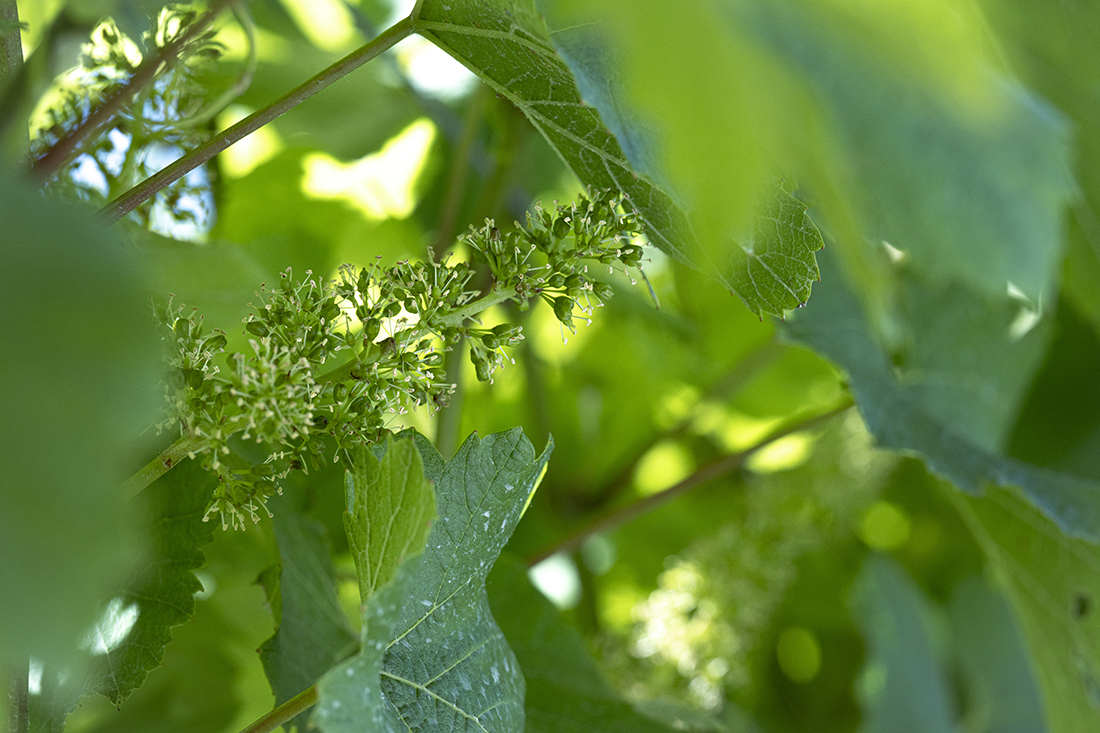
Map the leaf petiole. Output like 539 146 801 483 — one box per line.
237 685 317 733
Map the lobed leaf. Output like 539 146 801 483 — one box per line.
27 459 219 730
412 0 823 317
783 252 1100 541
84 459 219 703
317 429 552 732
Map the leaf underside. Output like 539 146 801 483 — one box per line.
784 252 1100 542
413 0 822 317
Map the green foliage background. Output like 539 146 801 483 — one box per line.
2 0 1099 731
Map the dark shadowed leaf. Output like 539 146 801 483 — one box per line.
784 252 1100 541
852 555 956 733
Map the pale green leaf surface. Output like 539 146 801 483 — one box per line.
318 429 551 732
784 252 1100 540
259 495 357 731
852 555 956 733
954 485 1100 733
315 437 437 733
346 437 439 600
541 0 1071 316
413 0 822 317
0 168 160 671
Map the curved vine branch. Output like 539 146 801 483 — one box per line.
525 396 856 565
30 0 237 180
98 16 415 225
237 685 318 733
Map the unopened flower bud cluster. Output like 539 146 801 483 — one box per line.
155 190 644 529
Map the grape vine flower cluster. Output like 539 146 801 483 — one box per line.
152 189 644 529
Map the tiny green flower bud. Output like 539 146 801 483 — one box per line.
553 296 575 328
592 281 615 302
552 217 570 239
246 320 269 338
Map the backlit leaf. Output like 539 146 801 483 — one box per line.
412 0 823 317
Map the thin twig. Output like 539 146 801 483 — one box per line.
579 340 783 510
98 16 415 226
433 83 488 257
30 0 237 180
123 434 207 498
237 685 318 733
526 397 855 565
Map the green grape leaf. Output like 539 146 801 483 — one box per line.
852 555 957 733
783 252 1100 541
411 1 823 317
540 0 1071 316
487 554 691 732
954 484 1100 733
259 495 358 732
316 429 552 732
0 167 160 672
27 459 218 730
348 436 440 600
85 459 219 703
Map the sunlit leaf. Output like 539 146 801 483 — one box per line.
412 0 823 317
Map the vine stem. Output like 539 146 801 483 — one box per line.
237 685 318 733
525 397 856 566
437 286 516 327
30 0 237 180
98 16 415 225
123 434 207 498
